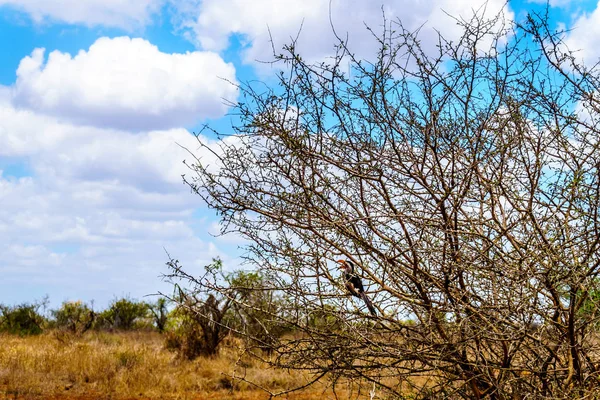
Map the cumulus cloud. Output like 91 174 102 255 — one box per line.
13 37 238 131
0 96 202 192
0 0 163 29
0 171 224 307
174 0 513 66
0 94 239 307
564 3 600 65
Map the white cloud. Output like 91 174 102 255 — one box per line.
13 37 238 130
0 96 202 192
174 0 513 66
0 0 163 29
0 94 241 307
0 33 246 307
564 3 600 65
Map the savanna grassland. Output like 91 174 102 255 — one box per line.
0 331 373 400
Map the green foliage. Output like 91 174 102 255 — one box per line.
52 300 96 335
226 270 289 353
0 300 47 336
164 258 290 356
306 305 342 332
96 297 150 330
148 297 169 333
576 281 600 327
164 294 232 359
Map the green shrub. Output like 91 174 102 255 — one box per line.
306 305 342 332
164 258 290 357
96 297 150 330
52 300 96 335
0 301 47 335
227 270 290 353
164 294 232 359
148 298 169 332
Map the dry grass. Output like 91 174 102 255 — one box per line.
0 331 372 400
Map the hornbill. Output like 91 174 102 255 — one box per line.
336 259 376 316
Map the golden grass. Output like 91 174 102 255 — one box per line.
0 331 371 400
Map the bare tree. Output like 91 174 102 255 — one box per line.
175 8 600 399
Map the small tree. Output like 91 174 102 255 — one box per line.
227 270 289 353
0 299 47 336
97 297 149 330
163 258 234 359
164 258 290 358
52 300 95 335
148 298 169 333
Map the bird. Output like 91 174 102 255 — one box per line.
336 259 377 316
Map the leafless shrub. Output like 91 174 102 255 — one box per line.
175 8 600 399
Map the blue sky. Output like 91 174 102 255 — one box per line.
0 0 598 308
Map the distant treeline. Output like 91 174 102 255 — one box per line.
0 296 167 336
0 263 296 360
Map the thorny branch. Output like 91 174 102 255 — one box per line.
172 9 600 399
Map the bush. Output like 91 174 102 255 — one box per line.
164 294 232 359
306 305 342 332
96 297 150 330
148 298 169 333
164 258 290 358
0 300 47 336
227 270 289 353
52 300 95 335
178 9 600 397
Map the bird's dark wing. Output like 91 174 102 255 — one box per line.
345 281 359 297
350 275 365 293
342 260 376 316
